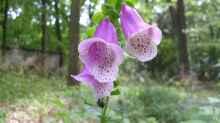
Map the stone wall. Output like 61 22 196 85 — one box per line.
0 48 61 72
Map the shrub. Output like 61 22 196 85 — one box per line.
114 84 187 123
138 86 186 123
191 45 220 81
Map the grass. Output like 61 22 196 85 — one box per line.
0 71 62 102
0 68 220 123
0 69 99 123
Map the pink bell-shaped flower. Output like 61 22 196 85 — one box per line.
78 19 124 83
120 4 162 62
71 67 113 100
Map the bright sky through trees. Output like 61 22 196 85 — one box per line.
8 0 104 26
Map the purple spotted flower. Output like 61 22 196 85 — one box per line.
78 19 124 83
71 67 113 100
120 4 162 62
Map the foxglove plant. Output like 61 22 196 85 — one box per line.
72 4 162 123
120 4 162 62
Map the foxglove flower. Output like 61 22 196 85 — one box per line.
71 67 113 100
120 4 162 62
79 19 124 83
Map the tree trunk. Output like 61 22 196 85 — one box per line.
0 0 3 26
40 0 49 70
67 0 80 86
41 0 48 53
176 0 190 79
54 0 63 67
2 0 9 57
169 6 177 33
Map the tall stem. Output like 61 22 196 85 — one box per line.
100 97 109 123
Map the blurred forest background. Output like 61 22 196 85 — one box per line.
1 0 220 123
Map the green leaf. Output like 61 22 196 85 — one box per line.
53 98 65 108
102 4 119 19
107 0 122 12
108 0 117 5
92 11 104 24
111 88 120 95
86 26 96 38
125 0 138 6
114 80 120 88
115 0 123 12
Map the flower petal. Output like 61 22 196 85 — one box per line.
78 37 123 82
120 4 148 39
109 43 124 65
126 28 158 62
91 64 119 83
71 67 113 100
93 81 113 100
78 38 106 67
146 25 162 45
71 67 91 84
94 18 119 45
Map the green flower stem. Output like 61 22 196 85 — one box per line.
101 96 109 123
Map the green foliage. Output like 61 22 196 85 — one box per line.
0 109 6 123
146 117 158 123
1 69 220 122
181 120 206 123
102 4 119 20
182 102 220 123
191 45 220 81
111 88 120 95
92 11 104 24
108 81 188 123
138 86 186 123
146 38 179 79
0 70 64 102
86 26 96 38
111 80 121 96
1 0 220 122
0 68 99 122
125 0 138 6
1 0 220 83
